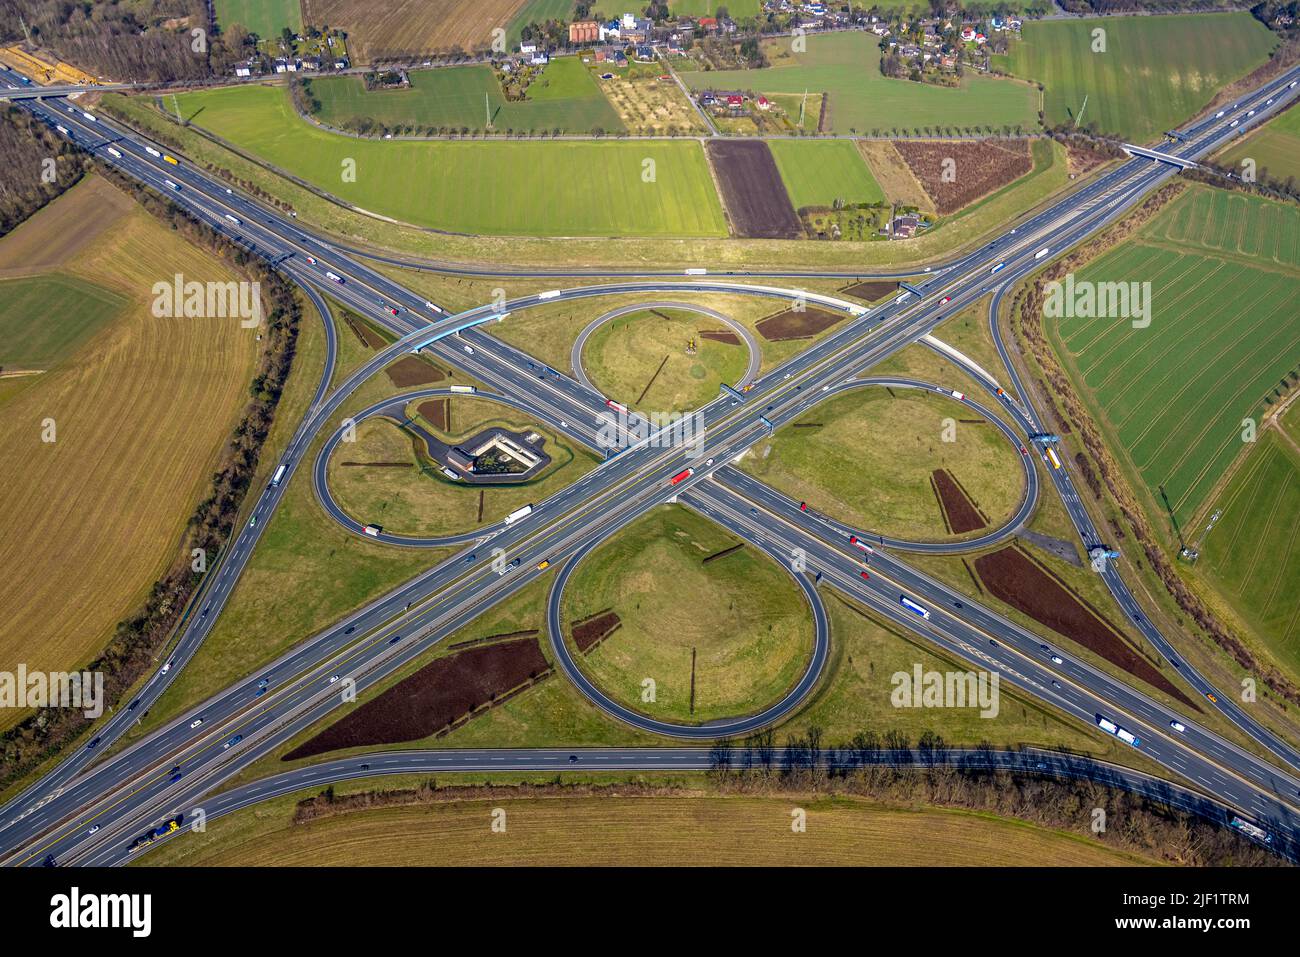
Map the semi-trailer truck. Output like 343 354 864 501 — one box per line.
1095 714 1141 747
1045 447 1062 470
668 468 694 487
144 146 161 158
899 595 931 620
362 524 382 536
449 385 476 394
271 464 287 487
504 504 534 525
326 271 345 283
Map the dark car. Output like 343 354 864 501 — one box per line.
86 737 101 750
389 635 401 645
464 553 477 565
169 772 182 783
568 754 578 764
360 763 370 770
127 699 141 711
344 625 356 635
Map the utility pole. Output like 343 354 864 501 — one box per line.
485 91 492 130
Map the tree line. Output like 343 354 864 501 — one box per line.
0 105 83 236
707 726 1286 865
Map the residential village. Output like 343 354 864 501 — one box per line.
226 3 1023 88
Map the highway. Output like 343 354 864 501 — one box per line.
1 59 1298 865
83 747 1291 865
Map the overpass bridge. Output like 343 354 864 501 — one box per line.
0 83 134 99
1121 143 1199 169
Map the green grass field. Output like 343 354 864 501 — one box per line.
0 274 126 369
668 0 762 17
739 387 1025 541
174 83 726 237
583 307 749 414
214 0 303 38
507 0 576 46
1201 431 1300 682
681 32 1038 134
1053 186 1300 530
1007 13 1277 142
562 504 814 723
768 139 885 210
310 57 625 134
1216 102 1300 185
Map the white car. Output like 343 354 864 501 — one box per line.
161 659 174 675
1050 655 1063 665
328 674 340 684
189 718 203 729
464 345 474 355
1169 720 1186 733
87 826 99 835
705 458 715 466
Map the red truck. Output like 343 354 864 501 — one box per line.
668 468 695 487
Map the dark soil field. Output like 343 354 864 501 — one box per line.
283 637 551 758
571 610 621 653
705 140 802 239
386 355 446 387
892 139 1032 215
974 547 1195 707
932 468 987 534
843 280 899 302
342 311 388 349
417 397 449 431
756 307 845 341
698 329 741 345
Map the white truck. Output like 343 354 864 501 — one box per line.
504 504 534 525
